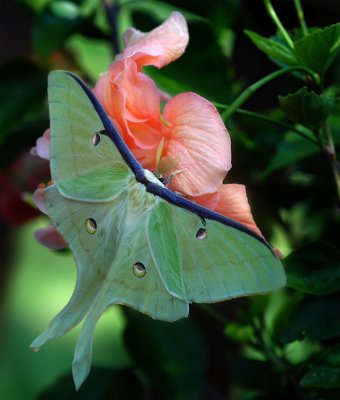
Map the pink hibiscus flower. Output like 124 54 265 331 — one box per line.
32 11 262 249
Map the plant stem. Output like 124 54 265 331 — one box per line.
198 304 228 324
215 102 318 146
250 317 285 370
221 66 314 121
246 312 313 400
264 0 294 49
103 0 120 55
293 0 308 36
322 122 340 207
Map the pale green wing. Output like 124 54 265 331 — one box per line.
31 184 189 388
36 70 285 391
148 201 286 302
48 71 132 202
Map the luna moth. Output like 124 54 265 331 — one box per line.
31 71 286 388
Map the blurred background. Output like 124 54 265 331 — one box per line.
0 0 339 399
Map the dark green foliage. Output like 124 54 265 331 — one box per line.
32 10 82 58
0 60 47 145
279 87 335 130
281 296 340 343
227 356 281 390
301 344 340 388
38 367 147 399
285 242 340 294
263 131 318 176
124 311 207 400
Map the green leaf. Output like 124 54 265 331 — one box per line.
263 290 302 342
22 0 52 12
264 131 317 176
294 23 340 77
38 367 146 399
301 344 340 388
244 30 298 66
224 322 254 342
65 34 113 82
78 0 110 33
284 241 340 295
124 311 207 400
122 0 206 24
50 1 80 19
32 10 81 58
284 340 321 365
279 87 335 130
281 296 340 344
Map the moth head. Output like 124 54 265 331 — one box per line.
144 169 165 187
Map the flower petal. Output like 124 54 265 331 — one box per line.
94 72 132 145
111 59 161 123
31 129 50 160
94 59 173 170
214 184 263 237
32 188 47 214
188 190 220 210
162 92 231 196
122 11 189 68
94 59 165 150
34 225 68 250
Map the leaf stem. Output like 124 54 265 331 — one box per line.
264 0 295 49
293 0 308 37
215 102 318 146
221 66 314 122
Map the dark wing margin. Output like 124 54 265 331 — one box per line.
68 72 276 253
147 183 274 252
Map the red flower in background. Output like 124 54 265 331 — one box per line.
0 152 49 225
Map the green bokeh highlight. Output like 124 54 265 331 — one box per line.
0 219 131 400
